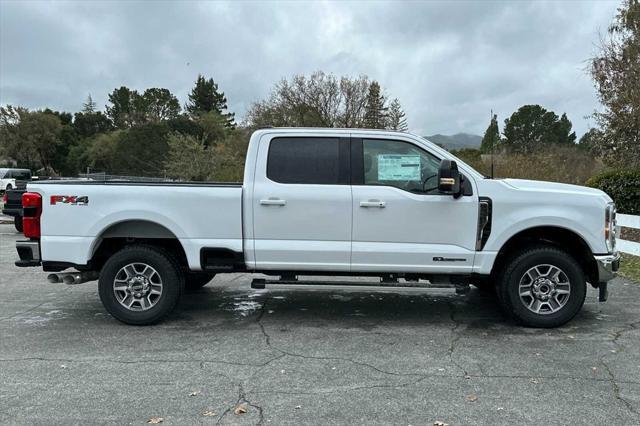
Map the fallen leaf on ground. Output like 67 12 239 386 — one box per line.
234 403 248 415
434 421 449 426
497 407 504 411
295 405 301 410
203 411 216 417
147 417 163 424
189 391 201 397
530 378 539 384
466 394 478 402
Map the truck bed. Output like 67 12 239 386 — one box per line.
28 181 244 271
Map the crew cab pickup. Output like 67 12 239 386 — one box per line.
15 128 620 327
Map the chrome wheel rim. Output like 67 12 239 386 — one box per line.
113 263 163 311
518 264 571 315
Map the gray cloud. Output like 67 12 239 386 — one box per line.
0 0 619 136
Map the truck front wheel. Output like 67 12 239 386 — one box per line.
98 245 185 325
497 245 586 328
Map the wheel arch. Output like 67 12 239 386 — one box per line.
90 219 188 271
490 225 599 286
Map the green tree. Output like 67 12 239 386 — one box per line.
106 86 140 128
86 131 121 172
111 122 171 177
503 105 576 154
0 106 62 173
480 114 500 154
590 0 640 168
185 74 235 127
386 98 408 131
73 111 113 139
363 81 387 129
578 128 604 157
141 88 181 122
83 94 97 113
164 133 217 181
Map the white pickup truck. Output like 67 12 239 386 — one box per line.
16 128 620 327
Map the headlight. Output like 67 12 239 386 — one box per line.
605 203 616 253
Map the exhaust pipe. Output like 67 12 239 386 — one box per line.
48 271 99 285
47 274 62 283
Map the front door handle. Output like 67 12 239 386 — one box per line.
260 198 286 206
359 200 386 208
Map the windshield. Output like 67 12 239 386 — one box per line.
12 170 32 180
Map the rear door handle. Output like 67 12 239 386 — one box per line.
260 198 286 206
359 200 386 208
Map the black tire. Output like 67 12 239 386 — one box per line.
185 272 216 291
98 245 184 325
14 217 23 233
497 245 586 328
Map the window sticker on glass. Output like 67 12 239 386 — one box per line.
377 155 421 181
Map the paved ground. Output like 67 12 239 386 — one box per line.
1 223 639 425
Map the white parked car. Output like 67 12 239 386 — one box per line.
0 168 31 192
15 129 620 327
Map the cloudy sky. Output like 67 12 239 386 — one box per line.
0 0 620 137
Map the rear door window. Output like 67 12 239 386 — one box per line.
267 137 344 184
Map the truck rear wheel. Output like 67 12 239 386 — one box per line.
98 245 184 325
14 217 23 233
497 245 586 328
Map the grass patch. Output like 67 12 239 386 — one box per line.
620 254 640 283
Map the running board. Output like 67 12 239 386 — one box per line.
251 278 470 294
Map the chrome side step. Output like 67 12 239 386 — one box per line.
251 278 470 294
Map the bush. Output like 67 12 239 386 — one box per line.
451 145 603 185
586 169 640 215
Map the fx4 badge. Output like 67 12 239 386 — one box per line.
50 195 89 206
433 256 466 262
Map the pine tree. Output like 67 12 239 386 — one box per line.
480 113 500 154
185 74 235 128
386 98 408 131
82 94 97 113
363 81 387 129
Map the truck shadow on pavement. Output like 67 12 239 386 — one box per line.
173 283 603 332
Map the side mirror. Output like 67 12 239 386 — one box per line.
438 159 461 196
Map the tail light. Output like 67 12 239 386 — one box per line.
22 192 42 239
2 193 7 204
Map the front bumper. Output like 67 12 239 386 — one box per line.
15 240 41 267
595 252 620 283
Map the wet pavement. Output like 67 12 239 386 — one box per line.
1 223 639 425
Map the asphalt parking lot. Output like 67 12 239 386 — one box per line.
1 223 639 425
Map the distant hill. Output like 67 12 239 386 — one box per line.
424 133 482 151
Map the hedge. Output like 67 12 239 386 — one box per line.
586 169 640 215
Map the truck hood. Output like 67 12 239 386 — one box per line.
501 178 612 202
